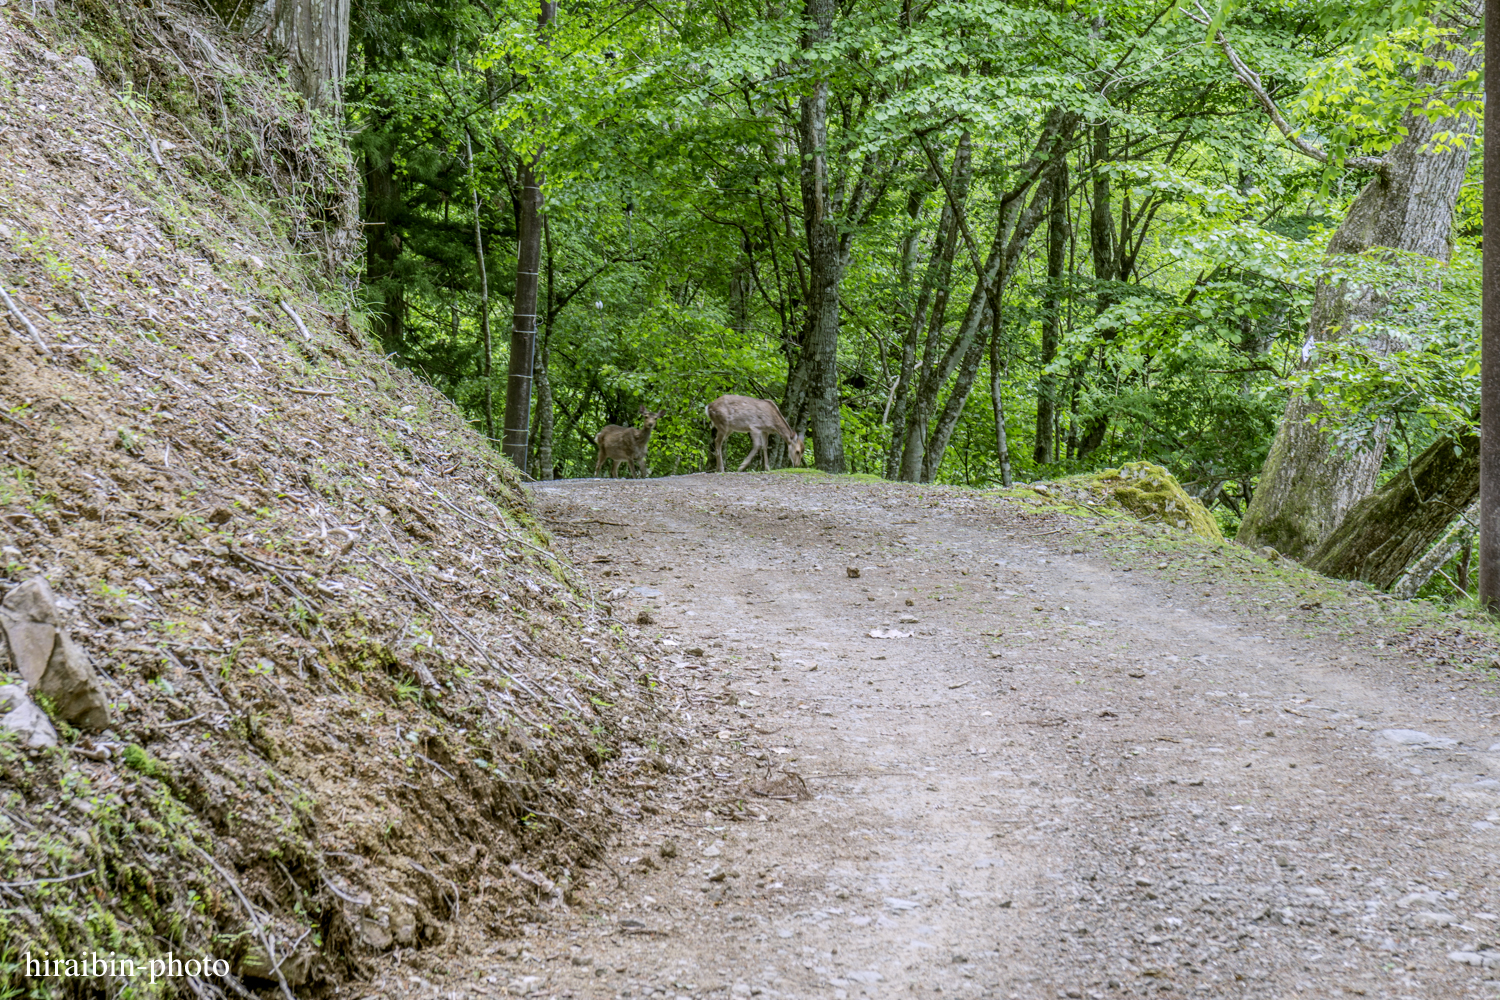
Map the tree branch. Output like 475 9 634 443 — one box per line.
1184 2 1387 176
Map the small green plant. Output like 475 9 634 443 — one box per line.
121 744 164 780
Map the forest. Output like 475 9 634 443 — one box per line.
223 0 1484 599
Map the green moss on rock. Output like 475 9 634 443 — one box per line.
1082 462 1222 541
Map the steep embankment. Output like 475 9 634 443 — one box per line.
0 7 677 995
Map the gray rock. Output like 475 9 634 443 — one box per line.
0 578 109 730
41 635 110 730
0 578 59 683
1380 729 1457 748
629 586 663 598
1413 911 1457 928
70 55 96 78
0 684 58 748
1397 891 1445 909
1449 949 1500 968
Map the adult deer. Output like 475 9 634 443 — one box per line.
593 408 662 478
706 395 805 473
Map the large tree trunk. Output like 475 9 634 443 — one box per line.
989 293 1014 486
1391 501 1478 598
260 0 350 108
1235 44 1481 559
501 1 557 472
1034 163 1067 464
786 0 846 472
1305 431 1480 589
1089 122 1117 307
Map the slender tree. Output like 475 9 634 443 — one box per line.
502 0 557 472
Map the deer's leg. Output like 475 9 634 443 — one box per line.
738 430 764 472
714 427 727 474
594 449 605 477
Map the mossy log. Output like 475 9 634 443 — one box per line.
1305 432 1479 589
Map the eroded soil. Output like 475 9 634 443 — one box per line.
416 472 1500 1000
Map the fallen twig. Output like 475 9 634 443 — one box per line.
0 283 50 357
0 869 96 889
278 299 312 341
286 386 338 397
409 860 461 920
190 845 297 1000
320 873 371 907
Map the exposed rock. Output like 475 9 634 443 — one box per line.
1449 950 1500 969
1094 462 1223 541
41 634 111 730
1381 729 1457 748
0 578 60 683
0 683 59 748
0 577 110 730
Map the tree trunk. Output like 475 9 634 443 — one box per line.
882 182 928 479
907 114 1075 481
1235 44 1481 559
922 330 987 482
1034 162 1066 464
463 127 495 442
501 0 557 473
786 0 846 472
895 135 972 481
1305 431 1480 589
1089 122 1117 308
261 0 350 108
364 133 403 356
990 304 1013 487
532 224 556 480
1391 502 1477 599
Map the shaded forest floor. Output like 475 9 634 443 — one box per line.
402 471 1500 1000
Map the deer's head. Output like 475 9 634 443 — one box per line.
788 432 806 467
638 407 663 432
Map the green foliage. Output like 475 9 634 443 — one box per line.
344 0 1474 532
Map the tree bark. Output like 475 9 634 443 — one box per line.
501 0 557 472
532 223 556 480
786 0 846 472
895 135 972 481
1034 162 1067 464
260 0 350 108
1391 501 1478 598
364 131 403 356
1305 431 1480 589
882 182 929 479
907 113 1075 482
1236 43 1481 559
1089 122 1117 304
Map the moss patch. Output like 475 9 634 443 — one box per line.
1047 462 1222 542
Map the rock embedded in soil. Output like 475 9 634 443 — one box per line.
0 683 58 748
0 577 109 729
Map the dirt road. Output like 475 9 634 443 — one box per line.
505 473 1500 1000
